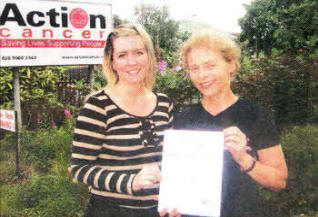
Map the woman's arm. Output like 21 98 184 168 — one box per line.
239 144 288 191
70 95 136 195
224 126 288 191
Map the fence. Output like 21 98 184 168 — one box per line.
56 65 93 108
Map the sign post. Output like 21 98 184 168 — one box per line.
14 110 20 175
13 67 22 128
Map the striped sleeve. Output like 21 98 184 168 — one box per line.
70 94 136 195
160 93 174 127
168 98 174 126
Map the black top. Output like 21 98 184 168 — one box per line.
173 98 280 217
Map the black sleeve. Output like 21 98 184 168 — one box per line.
253 106 280 150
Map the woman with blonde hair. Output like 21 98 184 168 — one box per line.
70 23 174 217
170 31 288 217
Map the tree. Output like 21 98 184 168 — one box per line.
239 0 318 57
113 14 128 28
134 4 180 59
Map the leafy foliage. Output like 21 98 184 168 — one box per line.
0 66 88 129
0 121 90 217
239 0 318 57
258 124 318 217
113 14 129 28
19 119 74 173
0 66 67 109
91 67 107 91
2 175 84 217
154 69 200 111
233 55 318 127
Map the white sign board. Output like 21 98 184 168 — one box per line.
0 109 16 132
0 0 112 66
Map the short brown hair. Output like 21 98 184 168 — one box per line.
180 30 241 74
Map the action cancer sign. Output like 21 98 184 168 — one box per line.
0 0 112 66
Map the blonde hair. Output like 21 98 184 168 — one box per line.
180 30 241 74
103 23 156 89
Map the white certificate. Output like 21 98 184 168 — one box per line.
158 130 224 217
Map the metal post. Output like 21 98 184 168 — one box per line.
13 67 21 177
13 67 22 128
15 110 20 176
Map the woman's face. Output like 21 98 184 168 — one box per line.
187 47 235 98
112 35 149 87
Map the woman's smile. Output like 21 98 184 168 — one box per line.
126 69 140 75
199 80 215 89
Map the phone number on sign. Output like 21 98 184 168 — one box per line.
1 56 37 61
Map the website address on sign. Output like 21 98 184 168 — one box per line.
62 55 101 59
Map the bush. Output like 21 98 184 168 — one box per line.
19 128 57 172
0 66 66 108
1 175 85 217
1 184 20 216
17 119 74 173
233 55 318 128
0 66 84 130
258 124 318 217
0 119 74 180
1 120 90 217
0 133 18 184
154 69 200 111
50 119 74 175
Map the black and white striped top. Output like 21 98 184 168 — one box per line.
71 90 174 209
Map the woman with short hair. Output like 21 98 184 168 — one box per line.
169 31 288 217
